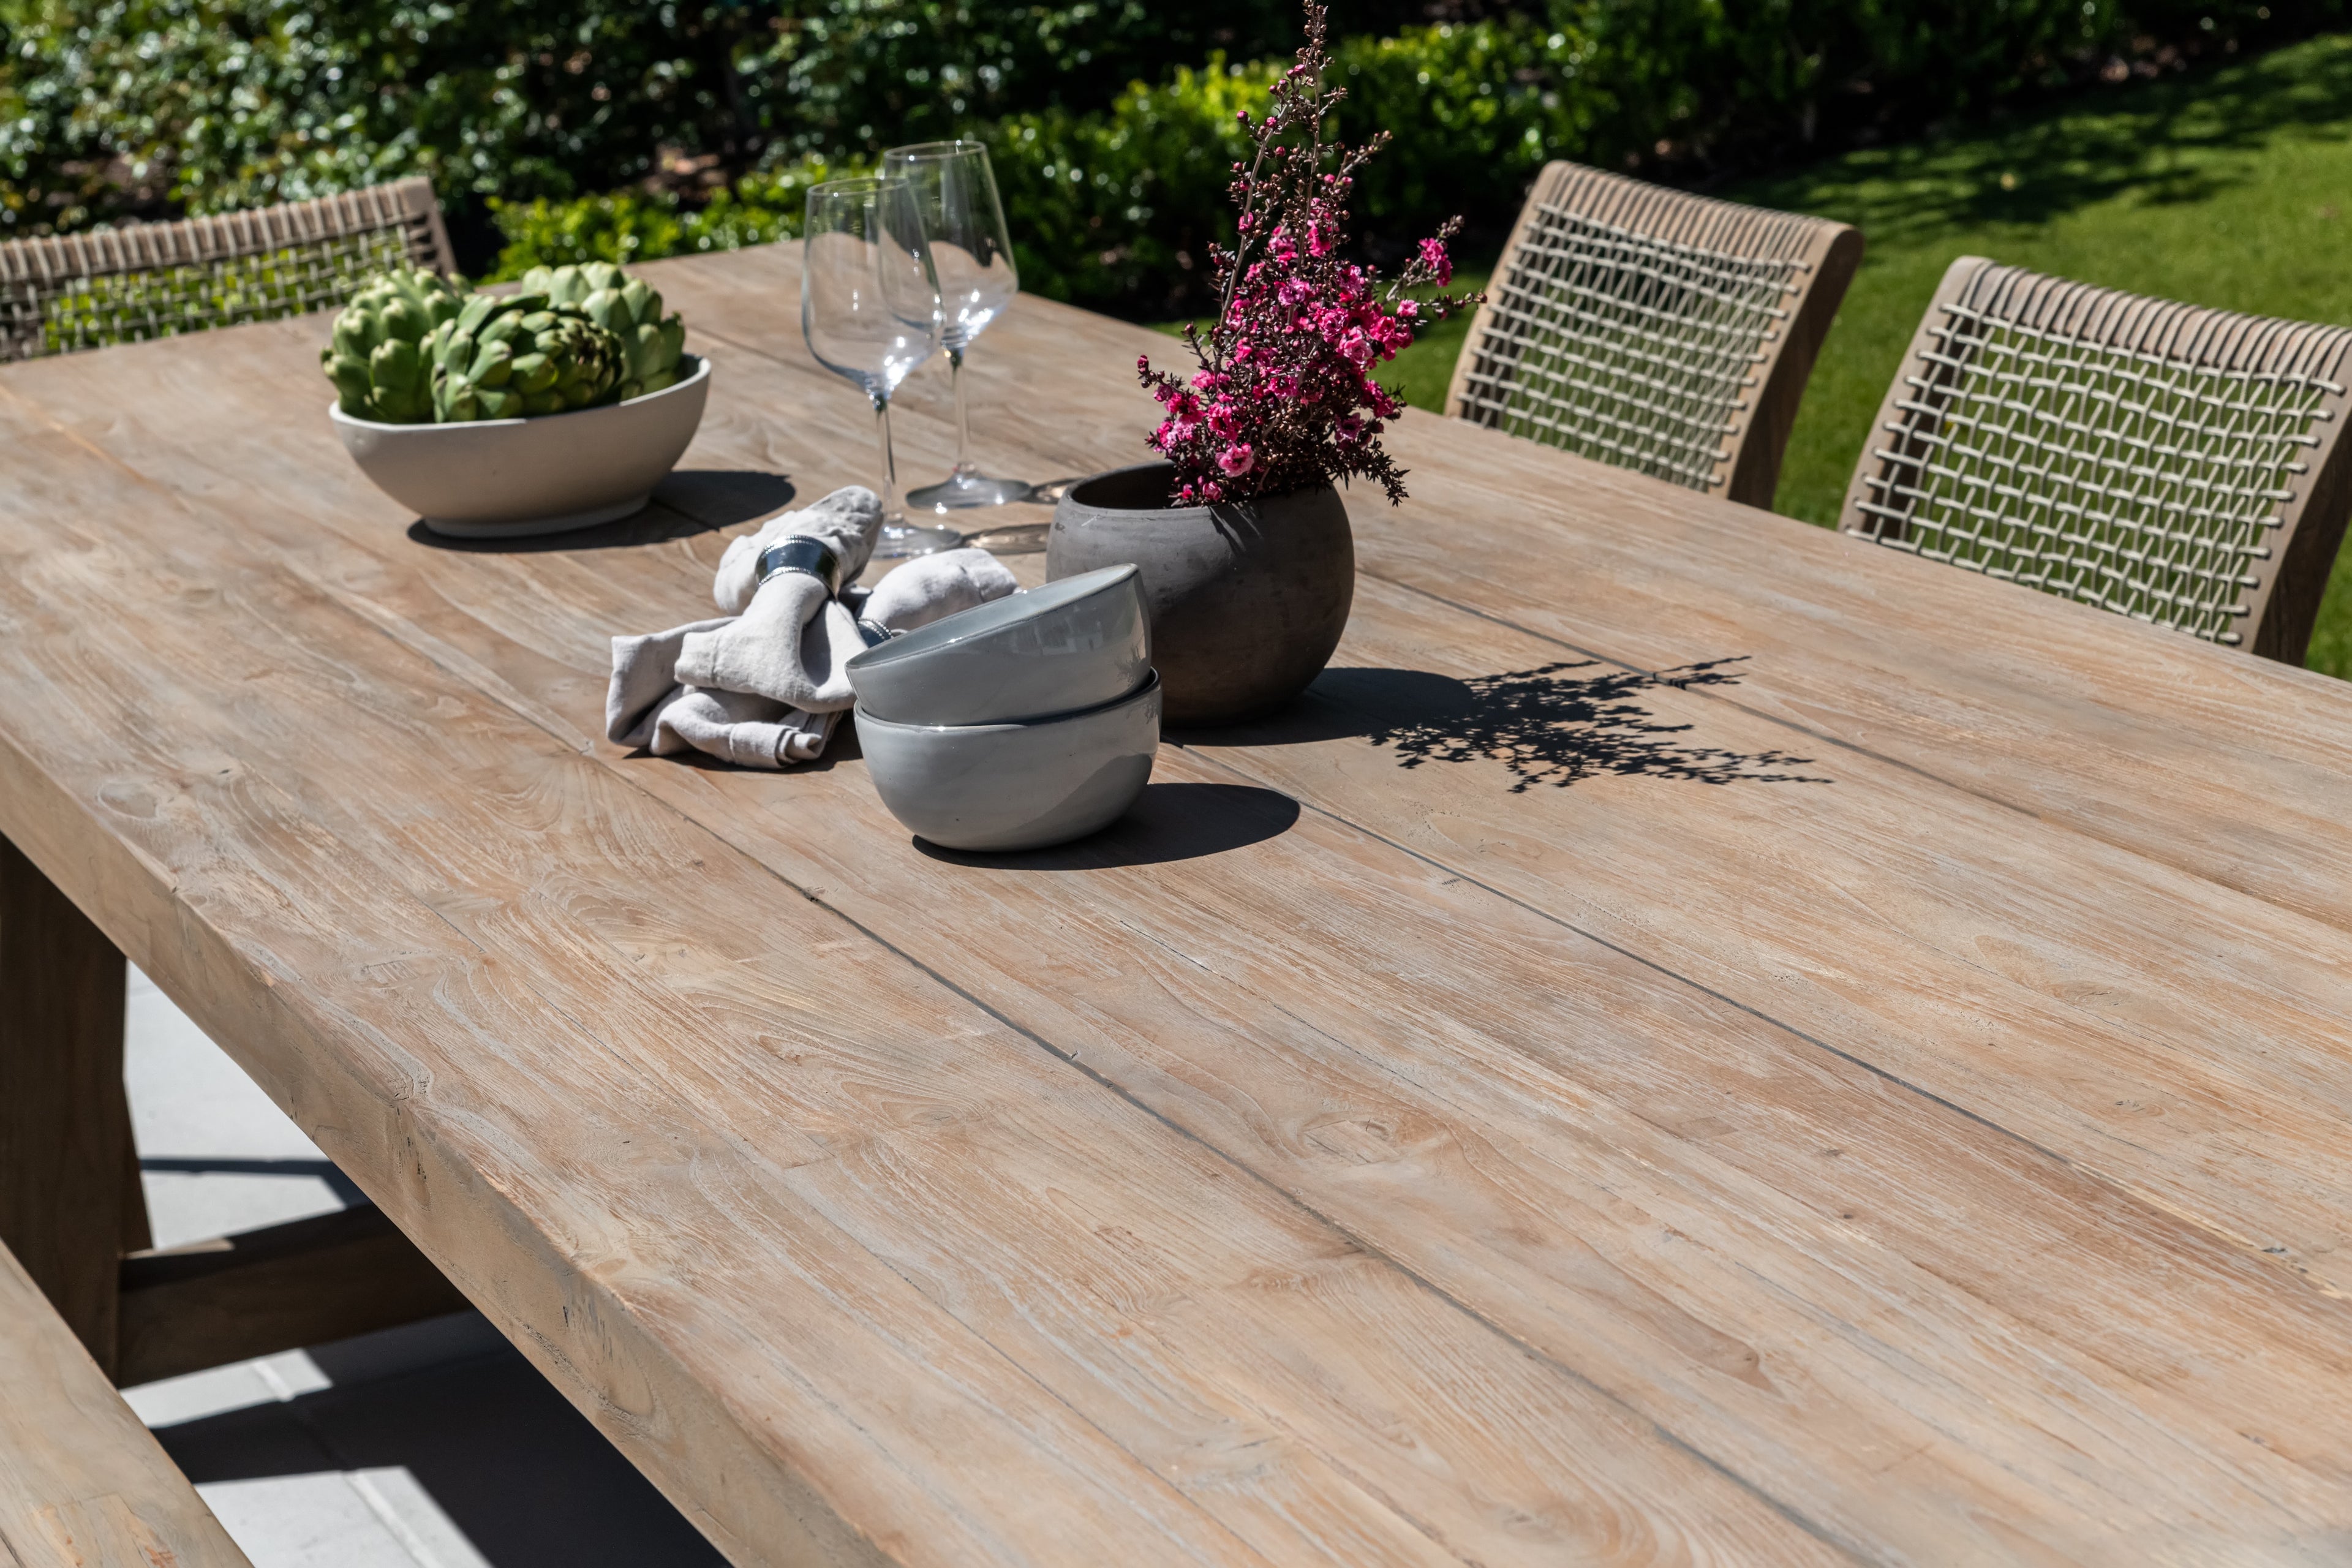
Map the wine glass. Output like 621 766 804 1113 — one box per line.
882 140 1034 511
802 176 959 558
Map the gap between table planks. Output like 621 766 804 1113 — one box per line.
2 249 2351 1559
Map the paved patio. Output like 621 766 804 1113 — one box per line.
120 968 725 1568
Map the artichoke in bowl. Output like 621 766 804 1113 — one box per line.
428 293 625 423
320 265 465 424
521 262 688 401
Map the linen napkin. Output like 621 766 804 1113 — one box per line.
608 543 1019 771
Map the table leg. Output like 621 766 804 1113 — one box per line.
0 833 142 1378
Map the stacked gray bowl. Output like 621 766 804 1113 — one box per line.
847 564 1159 852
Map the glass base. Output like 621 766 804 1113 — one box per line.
873 518 965 560
960 522 1050 556
908 467 1036 511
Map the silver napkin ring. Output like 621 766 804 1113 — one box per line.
854 617 898 647
755 537 842 595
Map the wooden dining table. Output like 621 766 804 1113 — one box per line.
5 238 2352 1566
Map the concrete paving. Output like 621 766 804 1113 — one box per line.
121 968 725 1568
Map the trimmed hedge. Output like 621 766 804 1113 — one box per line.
5 0 2342 315
0 0 1313 235
500 4 2331 317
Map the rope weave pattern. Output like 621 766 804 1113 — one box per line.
0 181 447 363
1852 268 2352 644
1454 198 1806 490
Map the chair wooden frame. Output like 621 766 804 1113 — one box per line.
0 177 454 363
1446 160 1863 508
1842 256 2352 665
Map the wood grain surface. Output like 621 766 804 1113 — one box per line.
0 1238 254 1568
2 239 2351 1564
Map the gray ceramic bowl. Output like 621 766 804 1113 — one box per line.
856 672 1159 852
329 355 711 538
846 564 1150 726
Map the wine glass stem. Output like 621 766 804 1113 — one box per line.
872 391 905 523
947 345 974 479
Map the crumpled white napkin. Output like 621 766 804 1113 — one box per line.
713 486 884 615
608 537 1019 770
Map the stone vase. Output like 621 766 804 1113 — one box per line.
1047 462 1355 726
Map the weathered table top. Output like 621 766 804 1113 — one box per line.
7 239 2352 1565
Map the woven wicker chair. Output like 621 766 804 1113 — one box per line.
1445 160 1863 508
0 178 454 363
1843 257 2352 663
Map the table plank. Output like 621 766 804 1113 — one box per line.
907 249 2352 938
6 244 2352 1561
46 284 2352 1303
0 400 1838 1563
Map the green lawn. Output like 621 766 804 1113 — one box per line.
1401 36 2352 678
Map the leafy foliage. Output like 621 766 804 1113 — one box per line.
4 0 2340 315
488 154 867 273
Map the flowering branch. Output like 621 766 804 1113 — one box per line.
1137 1 1483 507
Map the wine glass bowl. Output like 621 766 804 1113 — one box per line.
802 175 960 557
881 140 1035 511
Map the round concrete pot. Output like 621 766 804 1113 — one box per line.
1047 462 1353 726
330 354 711 538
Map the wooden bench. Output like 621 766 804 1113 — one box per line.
0 834 470 1388
0 1235 254 1568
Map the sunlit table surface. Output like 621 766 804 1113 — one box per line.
6 239 2352 1564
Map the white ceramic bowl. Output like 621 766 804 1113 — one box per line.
329 355 712 538
856 672 1159 852
846 564 1149 725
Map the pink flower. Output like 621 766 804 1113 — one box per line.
1130 15 1479 510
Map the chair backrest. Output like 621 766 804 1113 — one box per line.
1446 160 1862 508
1843 257 2352 665
0 177 454 364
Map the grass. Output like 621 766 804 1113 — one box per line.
1404 36 2352 678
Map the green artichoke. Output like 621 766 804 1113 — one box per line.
320 265 465 424
427 292 625 422
521 262 688 401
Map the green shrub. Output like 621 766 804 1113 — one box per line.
486 153 865 277
12 0 2345 314
0 0 778 232
0 0 1314 239
989 58 1267 318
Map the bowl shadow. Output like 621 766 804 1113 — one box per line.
914 781 1299 869
405 469 796 554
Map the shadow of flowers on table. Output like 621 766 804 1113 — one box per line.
1213 659 1831 793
